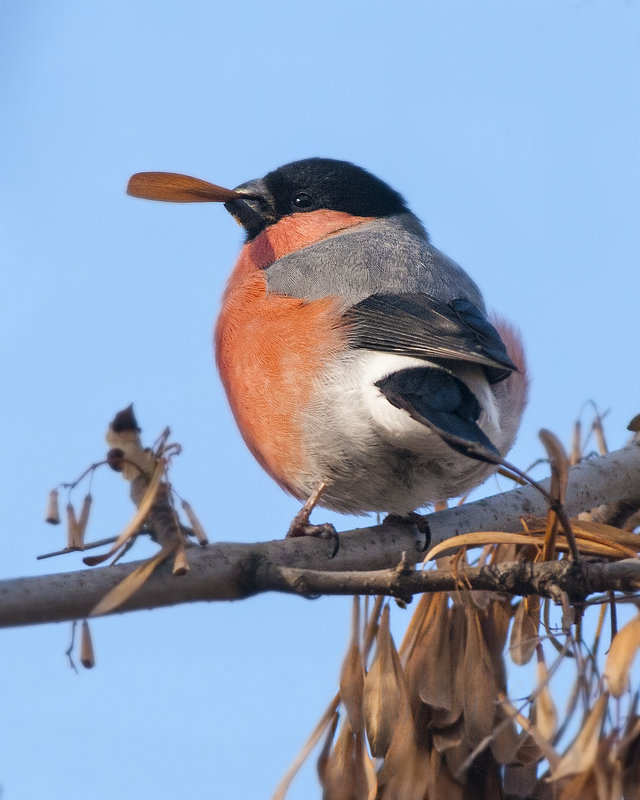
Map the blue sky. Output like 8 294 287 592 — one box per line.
2 2 639 798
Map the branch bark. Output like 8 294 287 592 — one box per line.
1 442 639 628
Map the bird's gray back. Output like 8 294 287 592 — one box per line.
264 212 486 310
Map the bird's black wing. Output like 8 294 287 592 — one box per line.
340 293 516 384
376 367 502 461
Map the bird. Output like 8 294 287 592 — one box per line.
127 158 528 537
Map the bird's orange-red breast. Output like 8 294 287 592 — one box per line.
215 210 374 492
128 159 528 518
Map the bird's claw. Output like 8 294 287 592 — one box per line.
286 519 339 557
382 512 430 552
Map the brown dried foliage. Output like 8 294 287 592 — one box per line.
278 412 640 799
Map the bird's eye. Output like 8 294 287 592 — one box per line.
292 192 313 209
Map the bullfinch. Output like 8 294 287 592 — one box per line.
127 158 527 536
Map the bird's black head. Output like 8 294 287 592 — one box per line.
225 158 409 240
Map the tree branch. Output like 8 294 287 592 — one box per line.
1 442 639 628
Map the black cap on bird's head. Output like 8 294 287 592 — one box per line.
227 158 409 239
126 158 409 240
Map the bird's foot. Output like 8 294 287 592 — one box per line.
287 517 337 540
286 483 339 557
382 512 430 552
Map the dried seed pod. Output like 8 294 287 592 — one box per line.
593 414 608 456
89 548 169 617
463 604 498 747
509 600 539 666
378 707 431 800
339 598 364 735
316 711 339 787
551 693 608 780
66 503 80 549
627 413 640 432
45 489 60 525
321 720 359 799
106 447 125 472
75 493 92 548
363 605 406 757
181 500 209 545
173 546 190 575
413 592 454 715
80 620 95 668
604 613 640 697
570 419 582 465
533 655 557 741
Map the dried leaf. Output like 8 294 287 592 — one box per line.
620 715 640 799
89 545 172 617
398 592 437 662
428 750 465 800
604 613 640 697
432 716 465 754
83 460 164 566
413 593 455 713
441 736 472 782
427 522 640 561
534 655 557 741
76 493 92 547
322 720 358 800
560 519 640 554
514 731 544 766
357 731 377 800
551 693 608 781
45 489 60 525
504 762 540 798
362 595 385 661
316 711 339 787
172 545 189 575
526 516 640 553
592 413 608 456
491 705 524 765
570 420 582 466
539 429 569 505
66 503 80 549
377 707 431 800
127 171 245 203
490 542 519 565
274 695 340 800
425 531 543 561
463 605 498 746
363 605 406 757
340 598 364 734
481 599 512 686
321 722 375 800
557 768 597 800
448 604 469 725
181 499 209 545
499 694 560 771
627 413 640 433
509 600 539 666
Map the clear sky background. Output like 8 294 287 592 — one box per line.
1 2 639 798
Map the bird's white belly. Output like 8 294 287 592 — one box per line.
295 351 502 514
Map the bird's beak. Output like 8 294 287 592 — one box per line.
126 171 260 203
223 178 275 232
